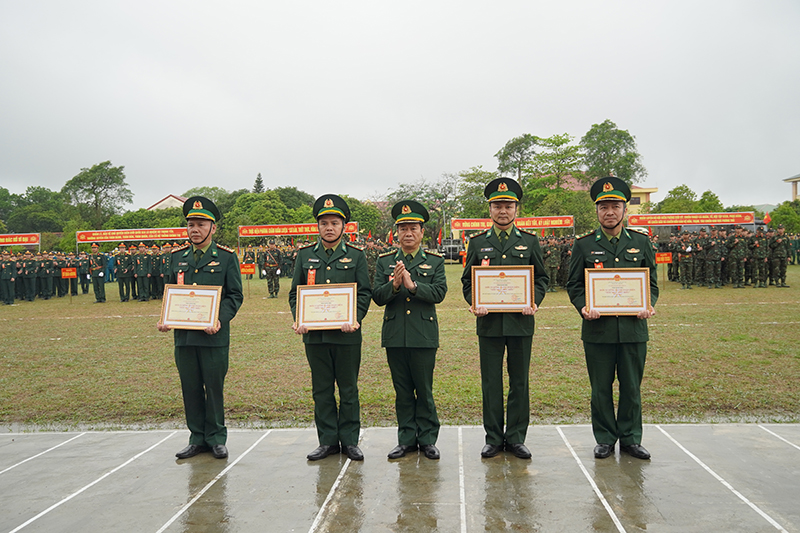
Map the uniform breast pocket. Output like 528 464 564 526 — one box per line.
414 267 434 283
623 253 642 266
201 264 224 281
508 250 531 263
478 251 497 263
335 261 356 282
586 256 609 268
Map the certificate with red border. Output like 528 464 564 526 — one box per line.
585 268 650 316
471 266 534 312
160 284 222 330
296 283 357 330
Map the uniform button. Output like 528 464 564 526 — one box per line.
615 258 619 262
327 266 331 270
502 254 506 259
595 259 599 262
406 310 411 315
520 254 523 257
195 269 198 273
193 282 197 285
429 317 433 321
406 297 410 302
326 279 331 283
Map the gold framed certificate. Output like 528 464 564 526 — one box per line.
160 284 222 330
296 283 357 330
585 268 650 316
471 265 534 312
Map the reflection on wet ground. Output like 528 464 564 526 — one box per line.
0 424 798 532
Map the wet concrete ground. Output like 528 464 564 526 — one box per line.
1 424 798 532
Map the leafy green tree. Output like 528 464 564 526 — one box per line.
104 207 184 230
652 185 697 213
725 205 765 218
6 186 68 233
580 119 647 184
455 166 498 219
697 190 724 212
768 200 800 232
62 161 133 229
0 186 18 225
253 173 265 193
385 173 461 244
219 191 292 244
182 186 230 204
274 187 315 210
341 195 382 237
532 190 596 234
526 133 585 189
494 134 537 183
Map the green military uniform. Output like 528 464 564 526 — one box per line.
36 254 53 300
704 230 724 288
770 225 791 287
678 233 694 289
150 245 164 299
264 243 282 298
288 195 372 451
134 244 151 301
566 177 658 457
115 244 133 301
372 201 447 451
89 245 107 302
693 230 707 286
164 197 243 452
20 253 37 301
243 246 255 280
542 239 561 292
750 229 770 287
461 178 548 451
0 251 17 305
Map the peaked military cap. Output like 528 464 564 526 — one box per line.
484 177 523 202
590 176 631 203
91 242 99 248
391 200 429 224
183 196 220 223
313 194 350 222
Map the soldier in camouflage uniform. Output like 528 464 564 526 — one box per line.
693 228 707 287
769 224 791 287
704 227 723 288
742 229 754 286
264 240 282 298
115 242 133 301
678 232 694 289
364 239 379 286
667 234 679 282
750 227 770 288
543 236 561 292
243 244 256 280
726 226 748 288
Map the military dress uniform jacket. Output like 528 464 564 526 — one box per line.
461 225 548 337
289 241 372 345
566 227 659 343
164 242 244 347
373 249 447 348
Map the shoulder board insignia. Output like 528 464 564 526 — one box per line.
424 249 441 257
419 263 432 269
379 250 396 257
299 242 315 250
339 257 353 263
628 227 648 235
471 229 490 237
627 248 640 254
172 243 190 253
514 245 528 250
216 244 236 253
519 228 537 236
577 231 594 239
345 242 363 251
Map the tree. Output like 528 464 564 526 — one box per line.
182 186 230 204
580 119 647 184
455 166 498 219
652 185 698 213
494 134 537 183
385 174 461 244
5 186 69 233
274 187 315 210
527 133 585 189
533 190 596 234
341 195 382 237
62 161 133 229
768 200 800 232
104 207 184 231
253 173 265 193
696 191 724 212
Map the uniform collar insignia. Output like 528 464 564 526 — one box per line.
515 245 528 250
339 257 352 263
419 263 432 269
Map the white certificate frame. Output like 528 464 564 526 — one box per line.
160 284 222 330
471 265 534 313
296 282 357 330
585 268 650 316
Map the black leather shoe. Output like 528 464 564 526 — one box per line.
480 444 503 458
620 443 651 460
343 445 364 461
175 444 209 459
387 444 417 459
211 444 228 459
307 445 340 461
420 444 440 460
593 443 614 459
505 443 532 459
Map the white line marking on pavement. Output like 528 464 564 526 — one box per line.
655 425 788 532
458 427 467 533
556 427 626 533
156 430 272 533
758 425 800 451
308 429 364 533
10 431 177 533
0 432 86 476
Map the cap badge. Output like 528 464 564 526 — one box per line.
402 205 411 214
603 182 613 192
324 198 334 208
193 200 202 209
498 182 508 192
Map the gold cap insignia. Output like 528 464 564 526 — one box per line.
603 182 613 192
498 182 508 192
402 205 411 214
193 200 202 209
324 198 334 208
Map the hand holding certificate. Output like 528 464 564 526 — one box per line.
295 283 357 330
159 284 222 331
471 266 534 313
584 268 652 316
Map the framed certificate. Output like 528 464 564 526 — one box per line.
585 268 650 316
296 283 357 330
471 265 534 312
160 284 222 330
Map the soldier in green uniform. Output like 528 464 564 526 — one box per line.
770 224 791 287
134 242 151 301
678 232 694 289
289 194 372 462
750 227 770 288
36 251 52 300
373 201 447 460
461 178 548 459
243 244 256 280
21 251 37 301
158 196 243 460
566 177 658 460
150 244 163 299
0 250 16 305
77 251 90 294
543 235 561 292
693 227 707 287
89 244 107 303
705 227 724 288
159 242 173 293
264 240 282 298
114 243 133 301
726 226 748 288
364 239 379 285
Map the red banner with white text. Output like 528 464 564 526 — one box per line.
76 228 188 243
627 212 755 227
0 233 40 246
451 216 574 232
239 222 359 237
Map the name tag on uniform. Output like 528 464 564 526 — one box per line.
480 248 493 252
590 251 604 256
307 258 319 263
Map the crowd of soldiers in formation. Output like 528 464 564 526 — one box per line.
3 225 796 306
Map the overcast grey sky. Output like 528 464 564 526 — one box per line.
1 1 798 211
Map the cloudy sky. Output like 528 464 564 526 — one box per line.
1 1 798 211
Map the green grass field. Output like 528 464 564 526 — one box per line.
1 264 798 431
